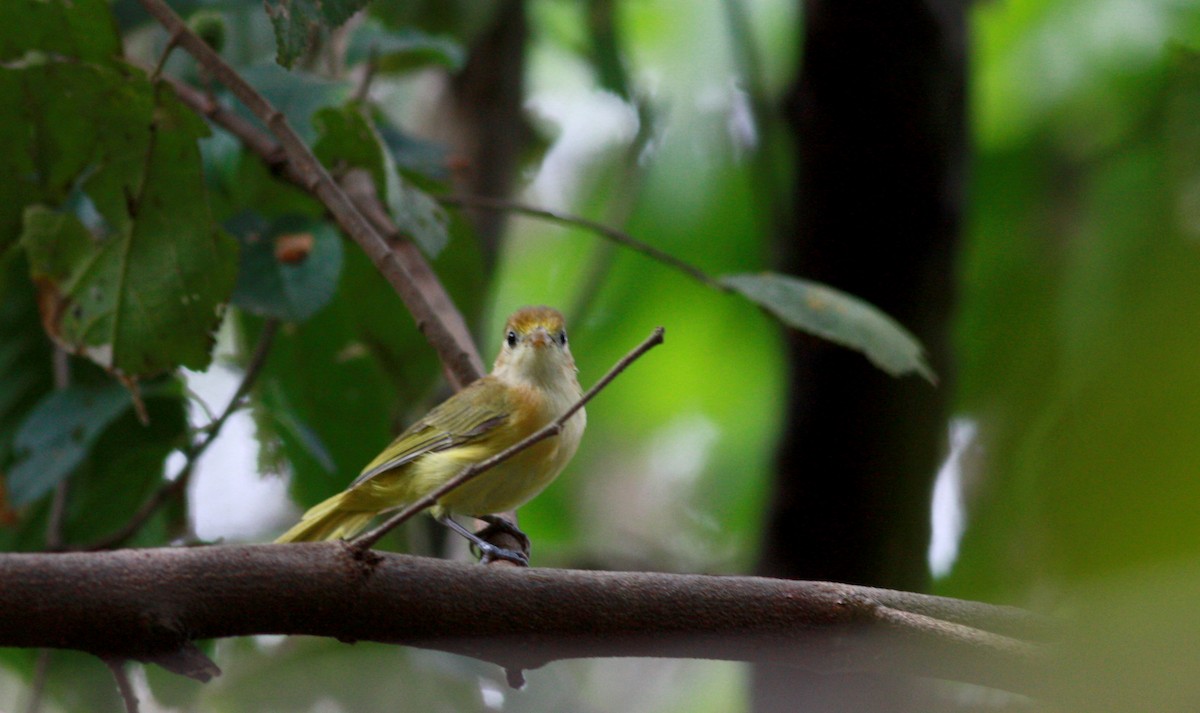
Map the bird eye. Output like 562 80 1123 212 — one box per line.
557 330 568 346
506 330 518 348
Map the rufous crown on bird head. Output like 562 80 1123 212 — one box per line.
493 306 577 384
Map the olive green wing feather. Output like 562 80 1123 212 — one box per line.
349 377 511 488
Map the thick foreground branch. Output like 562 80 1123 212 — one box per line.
0 544 1053 694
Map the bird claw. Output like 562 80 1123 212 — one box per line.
472 516 531 566
476 543 530 567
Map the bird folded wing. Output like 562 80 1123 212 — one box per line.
349 377 512 488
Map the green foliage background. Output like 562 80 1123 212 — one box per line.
2 0 1200 711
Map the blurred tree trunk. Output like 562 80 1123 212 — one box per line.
754 1 966 711
446 0 530 270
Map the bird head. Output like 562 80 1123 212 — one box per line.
493 306 577 388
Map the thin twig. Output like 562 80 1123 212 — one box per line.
148 29 181 82
136 0 484 389
351 326 666 551
70 320 280 552
352 47 378 104
104 659 140 713
205 318 280 437
44 348 71 550
438 194 726 291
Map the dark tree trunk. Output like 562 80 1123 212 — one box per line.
448 0 530 269
755 1 966 710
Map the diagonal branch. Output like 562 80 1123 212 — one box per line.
350 326 666 551
136 0 484 389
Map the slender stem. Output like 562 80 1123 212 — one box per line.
207 318 280 437
351 326 666 551
352 48 378 104
44 348 71 550
21 649 50 713
438 194 726 291
104 659 140 713
149 29 181 82
71 320 280 552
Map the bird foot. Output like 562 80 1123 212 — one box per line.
475 542 530 567
473 516 531 566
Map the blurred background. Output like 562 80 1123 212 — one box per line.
4 0 1200 711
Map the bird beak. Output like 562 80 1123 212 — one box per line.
528 327 550 348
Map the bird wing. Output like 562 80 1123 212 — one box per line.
349 376 511 488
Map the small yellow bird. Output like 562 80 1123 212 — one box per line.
275 306 586 565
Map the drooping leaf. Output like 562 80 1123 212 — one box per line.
264 0 370 68
229 213 344 322
313 103 449 256
19 83 238 376
721 271 936 382
6 381 132 505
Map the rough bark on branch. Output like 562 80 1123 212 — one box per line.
0 544 1052 694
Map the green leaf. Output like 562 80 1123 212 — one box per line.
6 382 132 505
229 213 344 322
0 252 54 469
264 0 370 68
0 0 121 65
313 104 387 187
266 390 337 473
0 59 152 250
19 84 238 376
241 245 443 508
313 104 449 256
381 134 449 258
59 387 187 546
721 271 936 382
235 64 351 143
346 22 465 73
320 0 369 26
377 121 451 182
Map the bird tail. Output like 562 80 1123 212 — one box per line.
275 491 376 543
